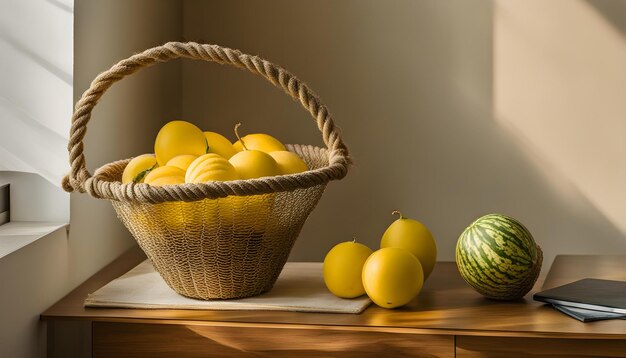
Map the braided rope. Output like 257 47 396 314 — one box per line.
62 42 350 203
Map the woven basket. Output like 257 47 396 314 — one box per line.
63 42 350 300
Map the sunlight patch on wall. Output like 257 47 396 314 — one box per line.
0 0 73 187
494 0 626 235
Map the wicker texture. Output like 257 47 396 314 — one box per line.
110 146 327 299
63 42 350 299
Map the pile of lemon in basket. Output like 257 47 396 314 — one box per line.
122 120 308 186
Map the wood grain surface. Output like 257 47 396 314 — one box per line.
93 321 453 358
456 336 626 357
41 247 626 340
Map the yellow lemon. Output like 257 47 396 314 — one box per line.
269 151 308 175
185 154 239 183
229 150 281 179
232 124 286 153
184 154 241 232
362 247 424 309
155 120 207 166
204 131 237 159
143 166 185 186
166 154 198 171
323 240 373 298
121 154 158 183
233 134 286 152
229 123 281 179
380 211 437 280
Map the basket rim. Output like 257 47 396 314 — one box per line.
89 144 336 203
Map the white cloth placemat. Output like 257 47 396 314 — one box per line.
85 261 371 314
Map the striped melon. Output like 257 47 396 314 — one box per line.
456 214 542 300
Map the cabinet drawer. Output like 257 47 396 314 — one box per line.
457 336 626 357
94 321 454 357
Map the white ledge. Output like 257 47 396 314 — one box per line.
0 221 68 259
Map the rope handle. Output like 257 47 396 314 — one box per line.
62 42 349 194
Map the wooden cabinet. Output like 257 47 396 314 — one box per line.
456 336 626 358
93 322 453 358
42 249 626 357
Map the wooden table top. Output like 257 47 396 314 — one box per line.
41 246 626 339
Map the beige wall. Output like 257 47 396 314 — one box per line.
493 0 626 265
72 0 182 277
182 0 626 267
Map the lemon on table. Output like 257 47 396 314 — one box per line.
143 166 186 186
155 120 207 166
381 211 437 280
269 151 308 175
323 239 373 298
204 131 237 159
122 154 158 184
362 247 424 309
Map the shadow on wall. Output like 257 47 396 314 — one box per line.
0 25 72 85
46 0 73 14
586 0 626 37
181 0 626 267
0 0 73 186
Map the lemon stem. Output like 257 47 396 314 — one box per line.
352 236 357 243
392 210 404 220
234 122 248 151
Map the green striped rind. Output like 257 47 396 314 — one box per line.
456 214 540 300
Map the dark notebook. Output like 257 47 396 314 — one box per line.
552 304 626 322
534 278 626 314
